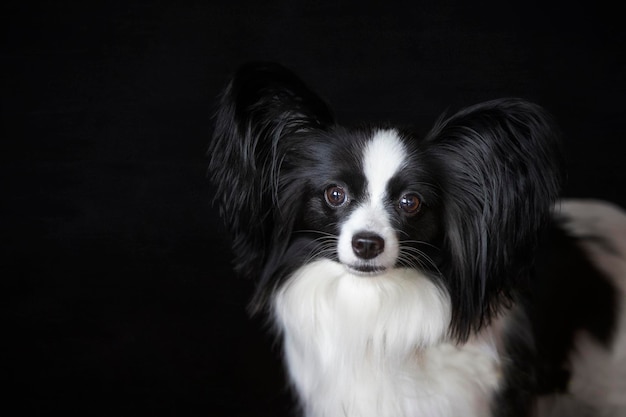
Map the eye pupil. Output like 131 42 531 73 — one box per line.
399 193 421 215
325 185 347 207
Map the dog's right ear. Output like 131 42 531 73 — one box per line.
208 62 333 281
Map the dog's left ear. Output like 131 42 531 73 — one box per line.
209 62 333 286
425 98 563 340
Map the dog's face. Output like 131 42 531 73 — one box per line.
296 128 442 278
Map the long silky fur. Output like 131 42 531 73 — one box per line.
208 62 334 310
423 100 563 339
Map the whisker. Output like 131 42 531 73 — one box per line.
396 229 411 239
297 235 339 265
398 245 442 276
296 229 339 238
399 239 440 251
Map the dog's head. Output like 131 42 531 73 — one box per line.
209 62 562 339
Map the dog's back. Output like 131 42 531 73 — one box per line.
534 200 626 417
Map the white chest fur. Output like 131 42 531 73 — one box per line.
273 260 503 417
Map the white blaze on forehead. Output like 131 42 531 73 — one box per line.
362 130 407 202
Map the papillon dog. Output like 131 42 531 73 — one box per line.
208 62 626 417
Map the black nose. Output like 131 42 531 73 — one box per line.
352 232 385 259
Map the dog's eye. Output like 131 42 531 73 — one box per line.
399 193 421 216
324 185 348 207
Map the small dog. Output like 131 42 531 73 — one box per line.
209 62 626 417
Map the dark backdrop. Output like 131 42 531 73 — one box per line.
3 1 625 416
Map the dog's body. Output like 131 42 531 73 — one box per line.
209 62 626 416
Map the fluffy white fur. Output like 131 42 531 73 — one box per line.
274 259 506 417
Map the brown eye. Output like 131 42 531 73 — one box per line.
324 185 348 207
399 193 421 215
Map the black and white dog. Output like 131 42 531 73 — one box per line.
209 62 626 417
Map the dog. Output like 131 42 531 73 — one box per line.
208 62 626 417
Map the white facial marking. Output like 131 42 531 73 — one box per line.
337 130 408 272
363 130 408 204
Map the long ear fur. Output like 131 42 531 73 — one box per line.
425 98 563 340
208 62 333 290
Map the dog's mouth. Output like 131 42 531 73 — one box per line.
345 263 387 276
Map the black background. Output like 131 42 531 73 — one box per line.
3 1 625 416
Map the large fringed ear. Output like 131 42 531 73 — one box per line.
425 98 563 340
208 62 333 281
